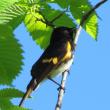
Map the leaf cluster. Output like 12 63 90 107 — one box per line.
0 0 98 109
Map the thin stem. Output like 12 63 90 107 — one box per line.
81 0 108 26
55 0 107 110
50 9 68 23
55 71 69 110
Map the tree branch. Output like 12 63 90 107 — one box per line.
55 0 107 110
55 71 69 110
35 9 68 28
50 9 68 24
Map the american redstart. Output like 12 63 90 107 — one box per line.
19 26 76 106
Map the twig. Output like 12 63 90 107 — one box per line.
36 17 55 27
31 13 55 27
55 71 69 110
55 0 107 110
50 9 68 23
80 0 108 26
35 9 68 28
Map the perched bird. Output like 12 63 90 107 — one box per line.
19 26 76 106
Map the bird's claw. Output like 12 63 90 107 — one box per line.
57 86 66 92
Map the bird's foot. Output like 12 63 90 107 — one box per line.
57 86 66 92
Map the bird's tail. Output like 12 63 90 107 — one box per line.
19 78 38 107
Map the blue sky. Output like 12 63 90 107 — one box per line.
12 1 110 110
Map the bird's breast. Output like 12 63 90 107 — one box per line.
49 58 73 78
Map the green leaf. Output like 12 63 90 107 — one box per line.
0 98 28 110
51 0 69 8
70 0 98 40
0 0 18 11
0 25 23 85
55 0 68 8
24 4 75 49
8 106 29 110
0 88 25 98
0 88 30 110
24 9 52 49
41 4 75 27
0 2 27 30
42 0 71 8
0 98 13 110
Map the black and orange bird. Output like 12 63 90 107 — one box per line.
19 27 76 106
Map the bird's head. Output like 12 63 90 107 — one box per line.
50 27 76 43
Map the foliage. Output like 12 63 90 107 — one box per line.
0 0 99 109
0 25 23 85
0 88 28 110
70 0 98 40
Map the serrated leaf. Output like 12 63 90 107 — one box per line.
42 0 70 8
41 4 75 27
0 0 18 11
8 106 29 110
0 98 13 110
0 25 23 85
0 3 27 30
17 0 37 6
24 4 75 49
0 98 28 110
24 10 53 49
0 88 25 98
70 0 98 40
51 0 69 8
84 14 98 40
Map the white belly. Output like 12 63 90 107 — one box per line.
49 58 73 78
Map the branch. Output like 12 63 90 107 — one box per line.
35 9 68 28
31 12 55 27
50 9 68 23
75 0 108 45
80 0 108 26
55 71 69 110
55 1 107 110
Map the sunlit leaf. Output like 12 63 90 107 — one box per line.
41 4 75 27
70 0 98 40
24 4 75 49
24 9 52 49
0 3 27 30
0 0 18 11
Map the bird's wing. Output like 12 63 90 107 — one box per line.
19 42 69 107
31 42 69 84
